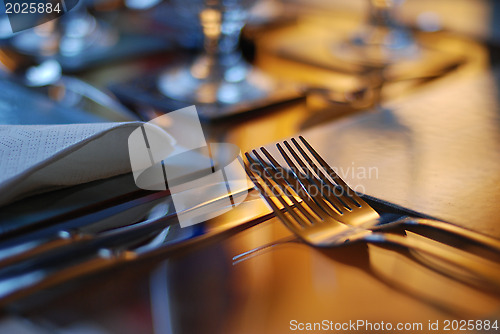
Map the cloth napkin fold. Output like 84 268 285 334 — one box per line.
0 122 146 206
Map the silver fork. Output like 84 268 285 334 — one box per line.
281 136 500 251
243 141 500 289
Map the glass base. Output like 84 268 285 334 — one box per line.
10 16 117 58
158 60 274 106
335 28 420 66
10 27 60 56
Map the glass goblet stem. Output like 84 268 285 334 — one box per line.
368 0 402 29
348 0 414 58
191 5 247 81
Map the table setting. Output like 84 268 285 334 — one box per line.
0 0 500 333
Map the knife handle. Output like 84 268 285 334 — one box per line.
0 249 135 305
0 231 92 269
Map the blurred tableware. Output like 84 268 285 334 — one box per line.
0 49 138 120
0 77 105 124
6 0 167 71
125 0 162 10
10 0 117 58
0 200 172 303
0 195 169 269
0 185 269 305
335 0 418 65
0 182 250 271
257 10 471 97
155 0 301 120
158 0 266 103
305 58 464 113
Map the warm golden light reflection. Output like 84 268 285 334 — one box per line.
200 8 222 40
371 0 395 9
0 50 16 72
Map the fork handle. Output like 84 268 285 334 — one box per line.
368 232 500 290
404 218 500 253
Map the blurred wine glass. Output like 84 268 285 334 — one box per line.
158 0 273 106
10 0 117 58
337 0 418 65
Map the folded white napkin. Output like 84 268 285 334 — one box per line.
0 122 146 206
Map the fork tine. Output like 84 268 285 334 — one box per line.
258 147 331 221
245 152 311 229
297 136 364 207
289 138 359 209
276 142 344 216
280 140 350 214
243 153 302 231
250 150 321 226
286 139 354 210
